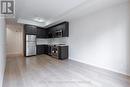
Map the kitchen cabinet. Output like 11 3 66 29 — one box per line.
48 27 55 38
51 45 68 60
24 25 37 35
48 22 69 38
58 46 68 60
24 21 69 38
36 45 44 55
48 45 52 55
44 45 48 54
36 44 68 60
36 45 48 55
37 27 48 38
55 22 69 37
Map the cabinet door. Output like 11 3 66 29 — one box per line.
47 22 69 38
44 45 48 54
37 28 48 38
36 45 45 55
36 45 48 55
24 25 37 35
62 22 69 37
48 27 54 38
58 46 68 60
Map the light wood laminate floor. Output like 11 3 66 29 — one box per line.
3 54 130 87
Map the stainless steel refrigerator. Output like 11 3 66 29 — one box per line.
26 35 36 56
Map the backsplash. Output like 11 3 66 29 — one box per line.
36 39 49 45
37 37 68 45
49 37 68 45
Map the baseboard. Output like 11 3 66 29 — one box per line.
70 58 130 80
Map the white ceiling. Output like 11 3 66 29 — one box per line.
15 0 86 21
14 0 128 27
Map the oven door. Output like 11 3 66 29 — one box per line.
51 46 59 58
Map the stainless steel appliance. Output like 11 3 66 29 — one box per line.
51 45 59 58
26 35 36 56
55 30 62 37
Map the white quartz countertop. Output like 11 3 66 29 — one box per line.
36 44 68 46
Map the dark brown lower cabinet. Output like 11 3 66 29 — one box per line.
58 46 68 60
36 45 48 55
51 45 68 60
37 45 44 55
36 45 68 60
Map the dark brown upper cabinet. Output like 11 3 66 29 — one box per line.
24 25 37 35
48 22 69 38
37 27 48 38
24 21 69 38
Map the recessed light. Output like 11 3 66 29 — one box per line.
33 17 45 22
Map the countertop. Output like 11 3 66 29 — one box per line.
36 44 68 46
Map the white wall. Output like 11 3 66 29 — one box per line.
0 18 6 87
69 3 130 76
6 24 23 55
